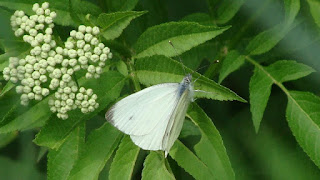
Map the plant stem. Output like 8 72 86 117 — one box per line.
127 59 141 91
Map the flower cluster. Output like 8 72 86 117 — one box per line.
2 2 112 119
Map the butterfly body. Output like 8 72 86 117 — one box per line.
106 74 194 157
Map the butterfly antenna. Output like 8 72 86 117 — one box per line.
193 59 220 83
169 40 186 75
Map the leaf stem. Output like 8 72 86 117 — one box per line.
128 59 141 91
245 56 289 96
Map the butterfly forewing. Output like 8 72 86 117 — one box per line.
106 83 180 137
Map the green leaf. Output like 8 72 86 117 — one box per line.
215 0 246 24
69 0 102 26
135 55 246 102
170 140 214 179
0 0 79 27
179 119 201 139
249 60 315 132
67 122 122 180
109 135 140 180
133 22 230 58
286 91 320 168
306 0 320 29
284 0 300 26
246 23 297 55
142 152 175 180
188 103 235 180
116 60 129 76
179 42 217 70
0 82 15 97
180 13 214 26
218 50 245 83
0 43 31 71
47 123 85 180
0 96 51 133
33 71 126 149
105 0 139 12
97 11 146 40
0 131 17 149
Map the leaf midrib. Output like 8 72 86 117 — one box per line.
246 56 317 129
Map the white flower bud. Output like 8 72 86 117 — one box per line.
50 106 57 113
60 81 67 88
81 107 88 113
99 54 107 62
86 89 93 96
36 8 44 15
65 41 74 49
39 75 47 82
68 49 77 58
76 93 83 100
33 86 42 94
87 65 95 73
61 59 69 67
93 47 101 55
83 44 91 52
75 32 84 40
88 106 95 112
45 9 51 15
35 24 44 30
61 93 68 100
81 100 89 108
55 47 63 54
32 3 40 12
62 74 71 82
16 86 24 94
32 71 40 79
91 54 99 63
52 69 62 78
21 93 28 101
15 28 24 36
78 25 86 33
55 100 61 107
61 67 67 74
73 65 80 71
50 12 57 18
108 53 113 59
54 54 63 63
103 47 110 54
85 26 92 33
64 87 71 94
96 67 102 74
76 40 85 49
85 72 93 79
50 40 56 47
88 99 96 106
28 92 35 99
84 33 93 42
43 34 51 43
42 2 49 9
35 94 42 101
42 88 49 96
23 86 31 93
70 30 77 37
66 99 74 106
45 27 53 35
90 37 99 45
67 68 74 75
35 80 41 86
92 26 100 35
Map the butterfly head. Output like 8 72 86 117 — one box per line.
183 74 192 85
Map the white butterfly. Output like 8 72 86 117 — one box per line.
105 73 194 157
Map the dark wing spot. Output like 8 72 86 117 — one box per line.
129 116 133 120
